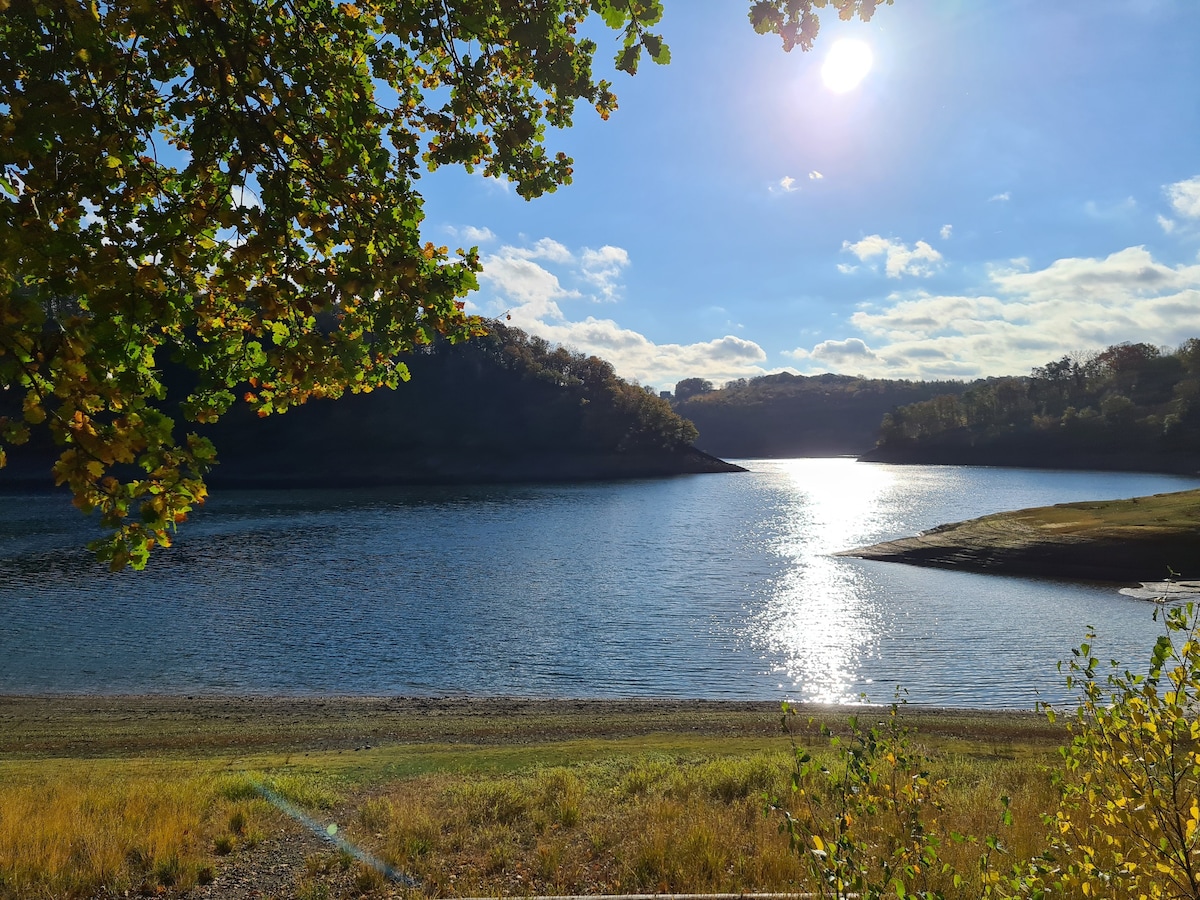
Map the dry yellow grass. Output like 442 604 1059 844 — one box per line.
0 762 292 898
0 767 212 897
0 699 1067 899
327 747 1062 897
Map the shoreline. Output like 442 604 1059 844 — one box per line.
0 694 1061 759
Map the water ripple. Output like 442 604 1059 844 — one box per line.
2 462 1198 707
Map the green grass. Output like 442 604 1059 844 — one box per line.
1008 487 1200 535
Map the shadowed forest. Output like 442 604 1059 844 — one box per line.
672 339 1200 474
865 339 1200 472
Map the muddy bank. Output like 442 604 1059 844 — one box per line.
0 695 1057 758
839 489 1200 582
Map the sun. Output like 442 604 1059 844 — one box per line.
821 39 874 93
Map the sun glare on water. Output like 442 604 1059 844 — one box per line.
821 38 873 93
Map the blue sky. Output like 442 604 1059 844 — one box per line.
420 0 1200 392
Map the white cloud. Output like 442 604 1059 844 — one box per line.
462 225 496 243
801 246 1200 380
1159 214 1177 234
809 338 879 364
808 171 824 180
579 245 630 301
445 224 497 244
989 191 1011 202
842 235 944 278
479 253 576 321
1166 175 1200 219
940 224 953 240
771 175 799 194
476 171 511 193
506 237 574 264
523 317 769 388
231 184 261 210
476 237 772 389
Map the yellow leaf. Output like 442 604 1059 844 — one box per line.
22 392 46 424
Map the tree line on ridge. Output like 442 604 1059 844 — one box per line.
671 340 1200 474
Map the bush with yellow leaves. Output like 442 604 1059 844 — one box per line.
780 599 1200 900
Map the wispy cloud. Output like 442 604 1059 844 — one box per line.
808 171 824 180
476 171 511 193
989 191 1011 203
1084 197 1137 220
770 175 799 194
842 235 944 278
940 224 953 240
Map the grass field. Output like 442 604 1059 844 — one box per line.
0 696 1067 899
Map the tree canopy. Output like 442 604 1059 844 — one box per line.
191 321 709 487
673 371 966 458
869 340 1200 473
0 0 889 568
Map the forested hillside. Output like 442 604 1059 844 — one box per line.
203 324 739 485
673 373 968 458
865 340 1200 473
0 324 737 490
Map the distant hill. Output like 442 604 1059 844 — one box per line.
863 341 1200 474
0 323 742 490
673 372 968 458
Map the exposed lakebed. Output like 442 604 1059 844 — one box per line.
2 460 1198 708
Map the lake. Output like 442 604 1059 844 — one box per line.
2 459 1198 708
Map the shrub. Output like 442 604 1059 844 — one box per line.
777 700 999 899
1029 600 1200 899
778 600 1200 900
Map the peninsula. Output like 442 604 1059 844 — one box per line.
839 489 1200 583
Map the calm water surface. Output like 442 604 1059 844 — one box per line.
2 460 1198 708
